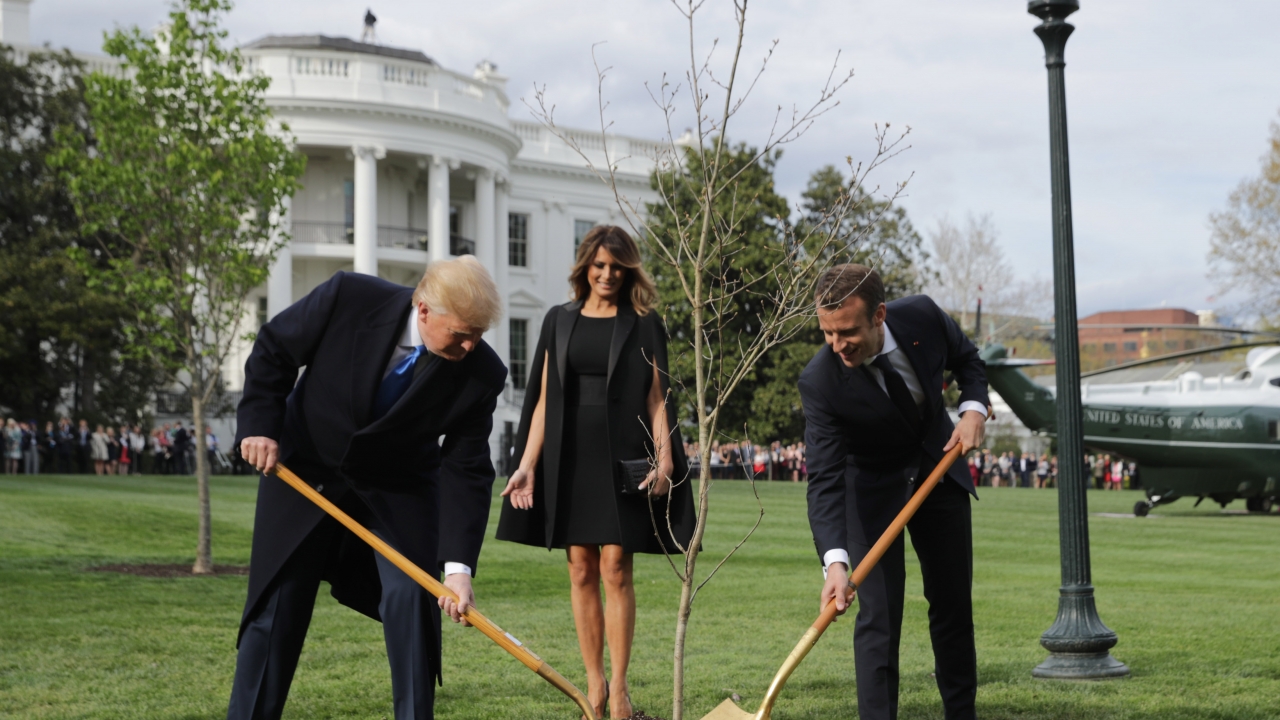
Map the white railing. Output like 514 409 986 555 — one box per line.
383 62 430 86
513 121 543 142
453 75 484 99
294 56 348 77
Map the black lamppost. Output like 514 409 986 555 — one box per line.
1027 0 1129 679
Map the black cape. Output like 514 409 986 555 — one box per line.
496 301 695 554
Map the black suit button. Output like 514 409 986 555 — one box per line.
316 484 324 493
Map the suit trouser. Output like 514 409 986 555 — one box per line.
226 513 436 720
849 476 976 720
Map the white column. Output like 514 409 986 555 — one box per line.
266 195 293 319
352 145 383 276
428 156 451 262
492 176 510 368
474 169 495 269
0 0 33 46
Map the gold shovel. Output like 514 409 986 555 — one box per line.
701 444 964 720
272 463 598 720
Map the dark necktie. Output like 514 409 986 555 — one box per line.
372 345 425 420
869 353 923 434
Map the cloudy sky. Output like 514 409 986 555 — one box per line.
26 0 1280 319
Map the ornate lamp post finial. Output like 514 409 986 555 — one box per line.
1026 0 1130 680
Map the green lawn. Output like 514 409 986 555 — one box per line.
0 473 1276 720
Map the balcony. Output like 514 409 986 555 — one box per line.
290 221 475 258
450 234 475 256
291 221 430 251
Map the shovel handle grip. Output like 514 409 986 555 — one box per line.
752 444 964 720
271 463 597 720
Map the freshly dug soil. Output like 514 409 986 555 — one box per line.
627 713 667 720
88 563 249 578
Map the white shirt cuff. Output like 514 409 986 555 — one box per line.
443 562 472 577
958 401 987 418
822 549 850 579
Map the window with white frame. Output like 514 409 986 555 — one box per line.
508 212 528 267
509 318 529 390
574 219 596 254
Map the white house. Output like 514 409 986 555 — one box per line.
3 2 663 465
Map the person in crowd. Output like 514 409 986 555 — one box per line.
497 226 694 720
709 442 724 479
172 422 190 475
38 421 55 474
4 419 22 474
206 425 220 469
968 456 980 486
76 419 91 474
1036 453 1050 488
997 452 1012 488
117 425 132 475
149 429 162 474
90 424 109 475
1111 457 1125 491
228 257 506 720
55 418 73 474
105 426 121 475
802 264 988 720
20 421 38 475
1091 454 1105 490
129 426 146 475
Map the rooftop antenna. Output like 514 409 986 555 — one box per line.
361 8 377 44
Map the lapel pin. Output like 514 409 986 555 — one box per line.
912 341 919 346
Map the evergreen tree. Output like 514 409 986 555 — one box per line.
0 45 161 424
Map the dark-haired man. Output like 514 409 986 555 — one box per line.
800 263 989 720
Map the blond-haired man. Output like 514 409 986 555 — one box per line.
229 258 506 720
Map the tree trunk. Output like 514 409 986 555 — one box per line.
191 394 213 575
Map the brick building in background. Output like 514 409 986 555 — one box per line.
1077 308 1225 370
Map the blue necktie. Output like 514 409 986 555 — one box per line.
372 345 425 420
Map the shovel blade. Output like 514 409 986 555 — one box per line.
699 698 759 720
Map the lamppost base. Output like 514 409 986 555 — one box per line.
1033 651 1130 679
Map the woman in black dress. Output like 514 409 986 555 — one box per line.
497 226 694 719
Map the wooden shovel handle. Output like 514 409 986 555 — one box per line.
752 444 964 720
271 463 597 720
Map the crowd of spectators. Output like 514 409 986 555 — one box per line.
0 417 242 476
683 441 808 481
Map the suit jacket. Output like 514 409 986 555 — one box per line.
495 301 695 554
800 294 988 560
234 271 506 678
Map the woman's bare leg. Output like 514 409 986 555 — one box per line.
567 545 607 714
600 544 635 718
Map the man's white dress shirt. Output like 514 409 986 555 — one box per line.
385 306 472 579
822 321 986 577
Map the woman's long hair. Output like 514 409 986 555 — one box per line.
568 225 658 315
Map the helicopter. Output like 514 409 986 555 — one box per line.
981 334 1280 516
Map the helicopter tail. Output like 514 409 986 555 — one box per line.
980 344 1058 433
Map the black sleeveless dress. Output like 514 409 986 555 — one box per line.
553 315 620 546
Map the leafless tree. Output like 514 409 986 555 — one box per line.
926 213 1049 341
1209 114 1280 327
527 1 915 717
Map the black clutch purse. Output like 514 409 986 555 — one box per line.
614 458 652 495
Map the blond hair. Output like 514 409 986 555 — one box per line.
412 255 503 329
568 225 657 315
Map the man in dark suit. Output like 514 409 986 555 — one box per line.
228 256 507 720
801 264 989 720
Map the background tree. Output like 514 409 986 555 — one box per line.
0 45 160 425
926 213 1048 341
1209 113 1280 326
532 1 909 714
53 0 304 573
